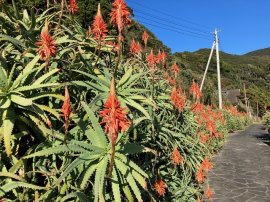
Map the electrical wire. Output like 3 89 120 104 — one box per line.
135 20 212 41
133 9 211 35
127 0 212 30
134 14 212 39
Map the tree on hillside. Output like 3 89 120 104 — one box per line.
6 0 112 28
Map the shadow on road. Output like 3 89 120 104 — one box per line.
255 132 270 146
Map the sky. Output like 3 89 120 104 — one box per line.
126 0 270 55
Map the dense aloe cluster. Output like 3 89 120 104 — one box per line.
0 1 251 201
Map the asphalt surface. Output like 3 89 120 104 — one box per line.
206 124 270 202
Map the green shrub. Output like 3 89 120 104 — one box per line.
262 111 270 132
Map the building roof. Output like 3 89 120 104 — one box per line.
222 89 241 104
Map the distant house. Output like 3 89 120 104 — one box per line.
222 89 241 104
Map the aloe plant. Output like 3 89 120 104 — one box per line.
0 55 61 156
23 105 148 201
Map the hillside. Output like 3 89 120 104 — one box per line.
172 49 270 115
124 14 270 116
245 47 270 57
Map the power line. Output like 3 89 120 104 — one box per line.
127 0 211 30
134 20 212 41
133 9 210 35
135 14 212 39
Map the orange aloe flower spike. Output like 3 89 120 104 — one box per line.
189 80 202 102
171 145 183 166
62 86 72 134
92 4 108 41
142 31 149 47
205 186 214 199
110 0 131 34
146 49 156 69
68 0 79 14
200 134 210 144
170 86 186 111
99 77 131 145
201 158 213 173
154 178 166 197
130 39 142 55
171 62 180 78
36 20 57 65
156 50 163 64
161 50 166 64
196 168 205 183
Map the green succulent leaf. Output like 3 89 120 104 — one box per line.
0 182 45 197
10 94 32 106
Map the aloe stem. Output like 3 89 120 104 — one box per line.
108 144 116 177
113 33 124 78
55 0 64 31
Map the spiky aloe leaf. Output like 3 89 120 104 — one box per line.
0 172 25 182
12 55 40 89
118 67 133 87
32 69 59 85
12 83 60 92
29 92 64 101
23 144 89 159
84 81 109 92
115 159 143 202
71 70 109 87
35 104 60 119
131 170 147 190
94 156 108 202
0 34 25 51
98 156 109 202
9 159 24 174
122 98 150 119
60 192 90 202
127 95 157 108
80 164 98 189
0 182 45 197
122 184 134 202
56 151 103 185
120 72 144 89
70 80 91 89
0 98 11 109
112 166 121 202
81 102 108 148
115 153 148 178
10 94 32 106
56 156 86 185
7 64 16 89
2 108 15 156
70 140 104 152
27 114 50 138
0 66 7 87
11 0 19 19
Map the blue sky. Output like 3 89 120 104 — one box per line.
126 0 270 55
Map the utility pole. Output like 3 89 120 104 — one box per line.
215 29 222 109
200 29 222 109
243 83 248 113
247 100 251 118
200 41 215 91
257 101 259 121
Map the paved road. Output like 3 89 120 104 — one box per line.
206 124 270 202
